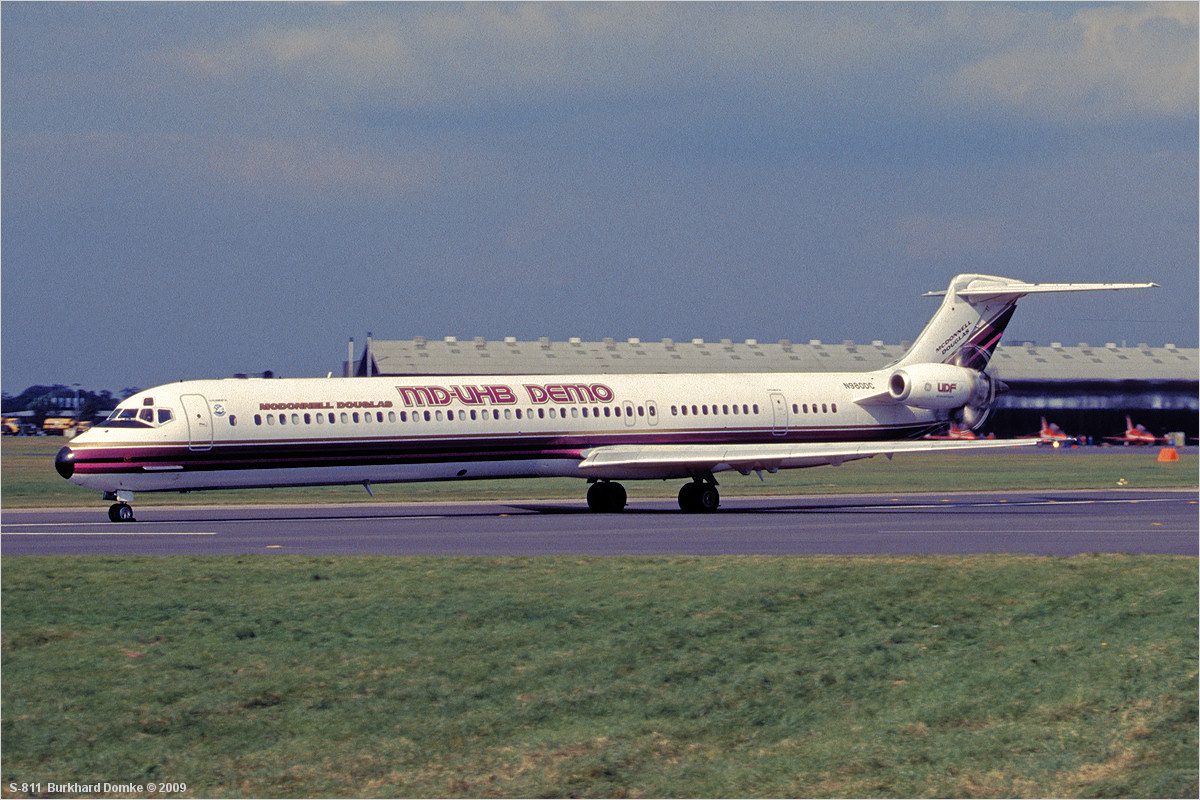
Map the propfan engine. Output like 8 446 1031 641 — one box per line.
887 363 1004 430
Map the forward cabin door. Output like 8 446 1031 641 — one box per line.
770 392 788 437
180 394 213 451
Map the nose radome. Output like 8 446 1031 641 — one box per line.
55 446 75 479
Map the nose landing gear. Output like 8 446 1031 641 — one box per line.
104 491 136 522
108 503 135 522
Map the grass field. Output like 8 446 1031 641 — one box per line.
2 555 1196 798
3 438 1196 797
2 436 1196 509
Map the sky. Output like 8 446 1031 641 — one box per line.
2 2 1197 394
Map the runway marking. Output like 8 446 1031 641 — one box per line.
874 498 1180 511
2 531 217 536
884 530 1192 535
2 514 452 530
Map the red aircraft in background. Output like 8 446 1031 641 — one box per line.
923 422 995 440
1104 415 1161 445
1018 416 1078 447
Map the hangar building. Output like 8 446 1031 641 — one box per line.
349 336 1198 441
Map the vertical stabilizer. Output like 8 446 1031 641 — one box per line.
896 274 1157 370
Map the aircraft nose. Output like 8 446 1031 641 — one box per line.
55 446 75 479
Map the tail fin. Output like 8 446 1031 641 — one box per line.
896 274 1157 370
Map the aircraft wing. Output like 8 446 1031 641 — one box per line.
577 438 1038 480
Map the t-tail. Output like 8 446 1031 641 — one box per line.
874 274 1156 430
897 274 1156 369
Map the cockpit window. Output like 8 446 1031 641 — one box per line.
98 404 176 429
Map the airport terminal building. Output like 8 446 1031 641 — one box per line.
350 337 1198 440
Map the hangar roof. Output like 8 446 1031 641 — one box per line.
357 337 1198 383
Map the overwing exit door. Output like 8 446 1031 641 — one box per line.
770 392 788 436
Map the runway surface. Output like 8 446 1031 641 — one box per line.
2 489 1195 556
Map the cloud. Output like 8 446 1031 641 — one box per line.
203 136 444 201
936 2 1198 123
169 4 1196 129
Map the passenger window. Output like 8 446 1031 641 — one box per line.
267 415 275 426
389 412 396 423
831 403 837 413
280 414 288 425
604 407 611 417
304 413 311 424
229 415 237 426
254 414 262 426
341 413 349 423
821 404 827 413
289 413 298 425
753 404 759 414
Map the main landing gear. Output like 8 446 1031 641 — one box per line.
678 478 720 513
586 476 721 513
587 480 627 512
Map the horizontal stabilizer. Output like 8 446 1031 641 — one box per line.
924 279 1158 299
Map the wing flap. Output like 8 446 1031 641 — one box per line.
577 438 1038 479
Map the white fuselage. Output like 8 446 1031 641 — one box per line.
61 369 940 495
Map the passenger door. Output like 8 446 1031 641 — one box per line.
180 394 213 451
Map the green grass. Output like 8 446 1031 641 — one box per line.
2 555 1196 798
3 436 1196 509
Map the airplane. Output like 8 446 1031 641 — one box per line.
54 274 1154 521
1018 416 1077 447
1103 415 1161 445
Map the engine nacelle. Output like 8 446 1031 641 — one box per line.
887 364 990 410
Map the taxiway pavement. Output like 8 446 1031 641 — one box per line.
2 489 1195 557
